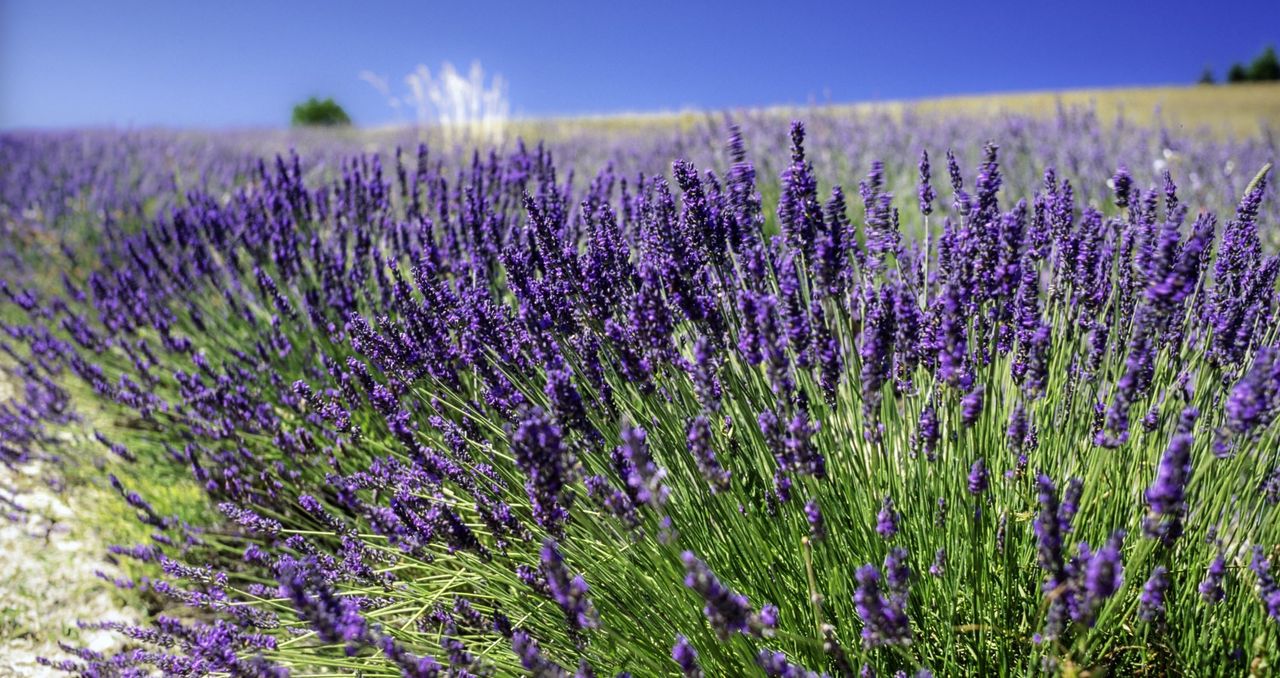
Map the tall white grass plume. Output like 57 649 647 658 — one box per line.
362 61 509 144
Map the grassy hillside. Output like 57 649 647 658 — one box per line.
509 82 1280 140
868 82 1280 137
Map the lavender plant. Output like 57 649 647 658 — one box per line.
1 108 1279 676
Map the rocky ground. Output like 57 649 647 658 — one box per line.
0 458 135 677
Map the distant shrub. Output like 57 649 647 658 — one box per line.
1197 67 1215 85
1249 46 1280 82
291 97 352 127
1219 45 1279 84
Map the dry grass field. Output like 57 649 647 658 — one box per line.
512 82 1280 139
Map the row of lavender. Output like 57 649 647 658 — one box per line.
1 107 1278 676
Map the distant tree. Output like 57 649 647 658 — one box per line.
1248 45 1280 81
1198 67 1216 85
291 97 352 127
1227 63 1248 83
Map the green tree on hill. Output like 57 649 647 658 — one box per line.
1248 46 1280 81
1197 67 1215 84
1217 46 1279 84
291 97 352 127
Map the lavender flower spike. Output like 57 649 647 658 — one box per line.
540 539 598 631
853 563 912 648
672 635 704 678
1143 431 1193 544
681 551 776 639
876 496 900 539
967 458 989 495
1138 566 1170 623
1199 554 1226 604
918 149 936 216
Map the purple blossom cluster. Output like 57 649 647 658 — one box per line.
681 551 778 640
2 110 1279 676
853 550 912 649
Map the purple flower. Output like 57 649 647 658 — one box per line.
778 251 812 362
961 385 984 427
218 502 282 536
681 551 775 639
784 409 824 479
853 563 912 648
614 423 669 509
1006 402 1028 453
1138 566 1170 623
936 283 970 389
876 496 900 539
1111 165 1133 208
1060 477 1083 534
724 125 763 253
585 474 638 529
918 149 936 216
512 630 568 677
672 635 703 678
277 564 370 652
753 294 793 396
916 404 940 460
805 499 825 541
811 300 843 405
511 407 576 536
1080 531 1125 624
690 336 722 414
630 264 676 357
815 186 851 298
540 540 597 631
946 149 971 215
929 548 946 577
1249 547 1280 621
1033 475 1068 640
860 160 899 274
1221 347 1280 449
860 284 896 433
1143 432 1193 544
885 547 910 601
1021 324 1052 400
687 415 731 493
967 458 989 495
1100 310 1158 447
973 142 1002 222
777 121 823 259
1199 554 1226 604
544 355 594 439
758 604 779 629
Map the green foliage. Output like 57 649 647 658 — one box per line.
290 96 352 127
1223 46 1279 84
1249 46 1280 82
1198 67 1215 85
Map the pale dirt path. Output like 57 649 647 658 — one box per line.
0 459 136 677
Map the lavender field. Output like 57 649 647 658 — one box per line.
2 95 1280 677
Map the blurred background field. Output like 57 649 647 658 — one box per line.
832 82 1280 137
549 82 1280 139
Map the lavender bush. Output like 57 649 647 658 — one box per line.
1 106 1279 676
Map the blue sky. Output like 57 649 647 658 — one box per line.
2 0 1277 129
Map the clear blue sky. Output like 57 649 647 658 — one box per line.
2 0 1277 129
